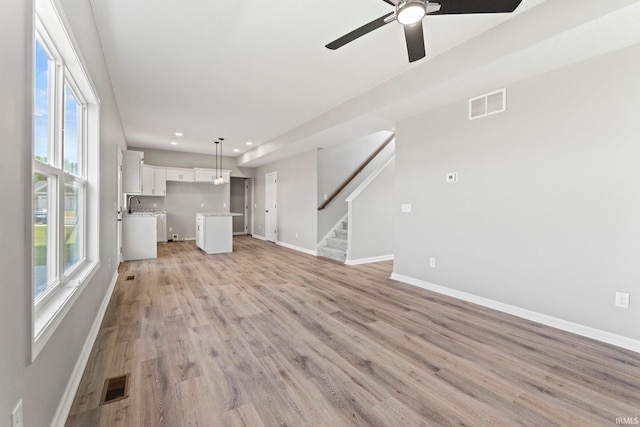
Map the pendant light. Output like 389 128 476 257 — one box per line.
213 140 220 185
217 137 224 184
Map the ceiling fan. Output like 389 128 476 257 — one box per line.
326 0 524 63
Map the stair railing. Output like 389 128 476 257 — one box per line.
317 133 395 211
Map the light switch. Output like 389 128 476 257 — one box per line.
446 172 458 183
401 203 412 213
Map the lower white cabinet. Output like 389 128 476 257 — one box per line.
156 213 167 242
196 213 233 254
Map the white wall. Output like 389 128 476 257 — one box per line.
394 44 640 342
255 150 318 252
0 0 127 425
348 158 395 262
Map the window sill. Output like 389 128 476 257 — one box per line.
32 260 99 362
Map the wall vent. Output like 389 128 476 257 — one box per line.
469 88 506 120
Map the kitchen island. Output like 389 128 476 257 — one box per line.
196 212 243 254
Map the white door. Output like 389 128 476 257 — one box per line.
245 179 254 235
265 172 277 242
116 146 123 263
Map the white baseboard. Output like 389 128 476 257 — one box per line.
391 273 640 354
50 269 119 427
252 234 267 241
346 254 394 266
277 240 317 256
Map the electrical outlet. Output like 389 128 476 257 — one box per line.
401 203 412 213
429 257 436 268
11 399 23 427
169 226 172 232
295 232 299 238
615 292 630 309
223 203 227 208
446 172 458 183
200 203 205 208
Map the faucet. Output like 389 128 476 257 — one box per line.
127 196 140 214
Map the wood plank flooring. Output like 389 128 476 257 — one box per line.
66 236 640 426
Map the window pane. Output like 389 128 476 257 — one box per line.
63 85 80 176
34 40 51 164
63 180 83 271
34 173 55 298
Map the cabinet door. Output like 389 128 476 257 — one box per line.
166 168 194 182
194 169 216 182
122 150 143 193
142 165 155 195
154 168 166 196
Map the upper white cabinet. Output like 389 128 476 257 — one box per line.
142 165 166 196
165 167 195 182
194 168 231 183
122 150 144 194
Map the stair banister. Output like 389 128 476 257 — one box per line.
318 133 395 211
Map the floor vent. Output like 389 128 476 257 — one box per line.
469 88 506 120
125 275 135 281
100 374 130 405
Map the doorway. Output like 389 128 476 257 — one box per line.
265 172 277 242
230 177 254 235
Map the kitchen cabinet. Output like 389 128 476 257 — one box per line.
196 213 242 254
142 165 166 196
165 167 195 182
122 214 157 260
122 150 144 194
156 213 167 242
194 168 230 183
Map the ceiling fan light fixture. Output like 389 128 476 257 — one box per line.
397 0 427 25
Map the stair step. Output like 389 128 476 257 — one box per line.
317 245 346 262
334 229 347 239
327 237 347 250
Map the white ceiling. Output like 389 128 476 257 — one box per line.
89 0 640 166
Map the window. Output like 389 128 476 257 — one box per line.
32 0 100 361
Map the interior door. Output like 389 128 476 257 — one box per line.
116 146 123 263
265 172 277 242
245 178 254 235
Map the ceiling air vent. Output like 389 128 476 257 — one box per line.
469 88 506 120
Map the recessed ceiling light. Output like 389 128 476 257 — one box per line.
170 141 178 145
246 141 253 145
233 149 239 152
174 132 183 137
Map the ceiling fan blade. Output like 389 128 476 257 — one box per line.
432 0 523 14
380 0 396 5
404 21 426 63
326 12 395 50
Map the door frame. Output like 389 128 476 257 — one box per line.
265 172 277 242
116 145 123 263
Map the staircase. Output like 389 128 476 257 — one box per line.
317 219 348 262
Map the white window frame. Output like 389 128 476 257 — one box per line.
31 0 100 362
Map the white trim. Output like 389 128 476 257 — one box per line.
233 232 248 236
252 234 267 241
50 269 118 427
391 273 640 354
346 254 394 266
277 241 317 256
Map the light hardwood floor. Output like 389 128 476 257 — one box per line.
66 236 640 426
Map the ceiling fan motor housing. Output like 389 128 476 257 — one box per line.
397 0 427 25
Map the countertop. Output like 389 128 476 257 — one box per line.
196 212 243 217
